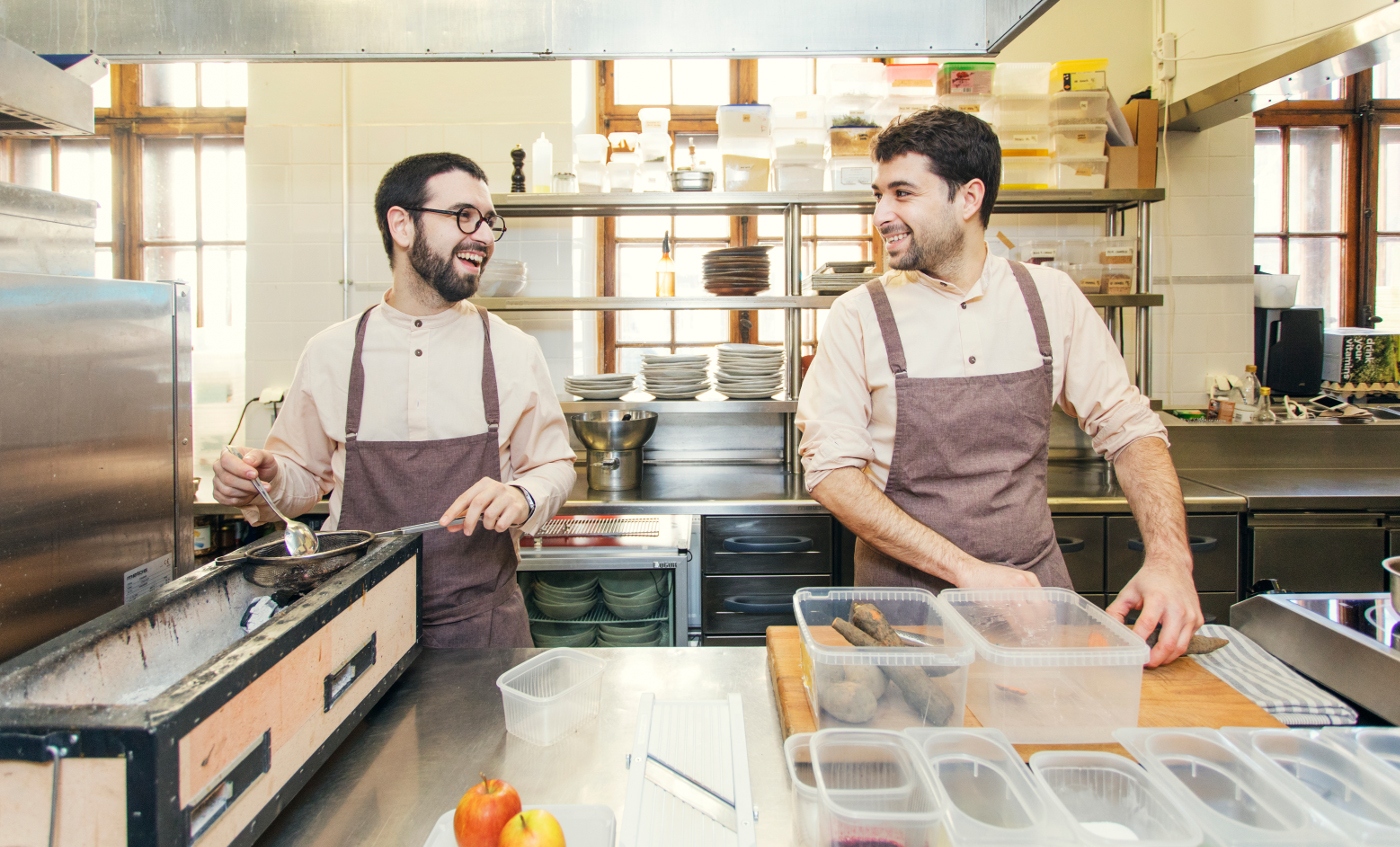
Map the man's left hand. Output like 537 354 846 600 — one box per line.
441 479 529 535
1106 559 1204 668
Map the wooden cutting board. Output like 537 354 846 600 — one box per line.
766 625 1284 760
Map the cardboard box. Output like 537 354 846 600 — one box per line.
1323 328 1400 385
1107 147 1139 189
1119 99 1159 189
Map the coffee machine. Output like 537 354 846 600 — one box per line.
1254 306 1324 396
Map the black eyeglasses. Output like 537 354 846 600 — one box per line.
404 205 507 242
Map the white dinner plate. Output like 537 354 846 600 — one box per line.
568 388 633 399
717 343 783 355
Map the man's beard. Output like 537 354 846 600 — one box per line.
884 211 965 281
409 232 482 303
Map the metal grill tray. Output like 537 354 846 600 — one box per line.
534 517 661 538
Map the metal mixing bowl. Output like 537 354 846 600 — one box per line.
569 410 658 451
1384 557 1400 610
669 170 714 191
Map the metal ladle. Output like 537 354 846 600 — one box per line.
225 446 319 556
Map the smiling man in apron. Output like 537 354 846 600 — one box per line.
214 152 576 648
797 109 1203 667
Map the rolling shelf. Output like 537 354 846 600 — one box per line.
489 189 1164 473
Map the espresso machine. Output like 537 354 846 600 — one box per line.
569 410 658 490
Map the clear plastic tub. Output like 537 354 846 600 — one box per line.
1057 237 1095 265
1116 728 1347 847
876 95 940 125
940 94 994 122
996 95 1051 126
831 156 874 189
1017 238 1060 265
717 104 772 137
1223 727 1400 844
993 62 1052 96
942 587 1148 743
905 727 1070 846
576 162 606 193
1052 123 1108 157
794 587 973 731
1051 90 1111 124
638 106 671 132
809 729 946 847
830 63 889 98
776 161 825 191
1350 728 1400 780
773 126 828 149
606 161 638 192
1052 58 1109 92
496 647 605 746
939 61 996 96
1001 155 1054 190
721 154 769 191
785 733 821 847
827 94 881 128
885 63 939 95
772 94 828 127
574 134 609 164
1029 750 1204 847
1055 155 1108 189
996 126 1051 157
829 125 878 158
1096 235 1137 267
1067 263 1105 295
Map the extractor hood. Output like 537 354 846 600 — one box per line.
0 33 100 136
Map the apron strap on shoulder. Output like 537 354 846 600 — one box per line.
344 306 377 442
1008 261 1054 363
864 279 909 378
476 306 502 429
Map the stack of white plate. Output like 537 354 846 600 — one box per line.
564 373 637 400
530 620 597 648
600 572 665 620
477 260 527 298
596 621 662 647
531 572 599 620
641 353 710 399
714 343 784 399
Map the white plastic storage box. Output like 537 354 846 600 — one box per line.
1051 90 1111 124
574 134 609 163
904 727 1074 846
1017 237 1061 265
772 94 827 127
826 94 881 129
1067 263 1105 295
785 733 821 847
884 63 939 95
876 95 940 124
996 126 1052 157
1052 123 1108 157
830 62 889 98
993 62 1053 96
717 104 772 137
1001 155 1054 189
939 93 994 122
809 729 946 847
773 126 828 149
1096 235 1137 267
942 587 1148 743
1116 728 1349 846
774 144 826 191
638 106 671 133
996 94 1051 126
794 587 973 731
496 647 605 746
831 156 875 189
1055 155 1108 189
1029 750 1204 847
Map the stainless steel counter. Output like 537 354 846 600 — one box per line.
1179 469 1400 511
251 647 794 847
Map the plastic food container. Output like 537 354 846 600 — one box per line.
606 161 638 192
876 95 940 125
996 94 1051 126
829 125 878 158
906 727 1072 846
794 587 973 731
826 94 881 129
1116 728 1348 846
496 648 605 746
996 126 1051 157
942 587 1148 743
1052 123 1108 157
1253 273 1300 308
1055 155 1108 189
809 729 947 847
717 104 772 137
1018 238 1061 265
940 93 994 122
1346 728 1400 780
1001 155 1054 189
939 61 996 96
830 62 889 98
994 62 1053 96
775 149 826 191
1096 235 1137 267
785 733 821 847
1028 750 1204 847
638 106 671 133
830 156 874 189
574 134 609 164
772 126 828 150
772 94 828 127
1051 90 1111 124
722 154 769 191
1052 58 1109 92
885 63 939 95
576 162 606 193
1103 266 1135 295
1067 263 1105 295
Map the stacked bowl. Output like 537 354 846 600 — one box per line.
477 260 528 297
596 621 663 647
564 372 637 400
530 620 597 648
703 246 771 296
600 572 665 620
714 342 785 399
641 353 710 399
530 572 599 621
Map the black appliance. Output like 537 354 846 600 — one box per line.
1254 306 1323 396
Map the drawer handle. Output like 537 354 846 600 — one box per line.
1057 536 1085 554
722 595 794 614
184 731 270 844
1127 536 1217 553
722 536 813 554
324 634 377 713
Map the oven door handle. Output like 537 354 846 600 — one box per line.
723 595 794 614
722 535 813 554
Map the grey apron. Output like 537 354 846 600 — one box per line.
854 262 1072 592
338 305 533 648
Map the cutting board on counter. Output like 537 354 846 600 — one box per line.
766 626 1284 760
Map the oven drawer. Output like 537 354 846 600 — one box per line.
1107 514 1238 593
1053 515 1105 593
702 573 830 634
702 516 833 575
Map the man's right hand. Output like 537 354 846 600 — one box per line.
954 560 1041 590
213 447 279 507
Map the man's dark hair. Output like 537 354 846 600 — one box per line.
374 152 489 264
872 108 1001 228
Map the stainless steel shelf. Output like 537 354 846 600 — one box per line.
492 189 1166 217
1086 293 1164 307
560 397 796 414
477 296 834 310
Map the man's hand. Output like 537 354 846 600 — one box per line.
954 561 1042 590
441 479 529 534
213 446 279 506
1106 560 1204 668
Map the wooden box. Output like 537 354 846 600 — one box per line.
0 535 421 847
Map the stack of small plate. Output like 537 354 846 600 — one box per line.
714 343 784 399
477 260 528 298
530 620 597 648
596 621 663 647
564 373 637 400
703 246 772 296
531 572 599 620
600 572 665 620
641 353 710 399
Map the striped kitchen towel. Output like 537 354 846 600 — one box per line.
1191 624 1358 727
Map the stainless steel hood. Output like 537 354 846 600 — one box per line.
0 33 99 136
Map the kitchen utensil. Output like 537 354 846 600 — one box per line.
215 530 376 590
669 170 714 191
1384 557 1400 611
225 446 319 556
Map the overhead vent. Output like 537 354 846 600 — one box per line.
0 35 101 136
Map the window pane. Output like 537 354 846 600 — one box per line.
756 213 814 239
616 215 671 238
758 308 784 343
816 57 868 96
619 310 671 342
675 309 726 342
817 214 871 237
1288 126 1342 233
671 59 729 106
200 63 248 107
58 137 113 243
617 346 669 373
614 59 670 105
202 246 246 330
617 245 658 297
1288 237 1342 328
1254 128 1282 232
1378 237 1400 328
1254 237 1283 274
673 215 729 238
145 245 198 283
758 58 816 102
201 137 246 240
92 75 111 110
815 242 872 269
675 243 729 296
143 137 197 241
1380 126 1400 232
95 247 113 279
142 63 197 107
10 138 52 190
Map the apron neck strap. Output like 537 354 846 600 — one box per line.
1007 261 1054 364
476 305 501 430
864 279 909 377
345 305 377 441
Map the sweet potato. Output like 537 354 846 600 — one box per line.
843 664 887 700
832 617 954 726
851 601 956 678
821 680 879 723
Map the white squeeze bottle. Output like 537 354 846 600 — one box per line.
531 133 553 193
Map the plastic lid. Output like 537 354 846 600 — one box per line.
998 93 1051 101
793 587 974 668
943 62 995 70
941 587 1148 667
1246 364 1258 372
1053 122 1108 131
1052 89 1110 99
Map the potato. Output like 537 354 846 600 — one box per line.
821 680 879 723
843 664 887 700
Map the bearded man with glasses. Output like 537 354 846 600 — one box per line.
215 152 575 648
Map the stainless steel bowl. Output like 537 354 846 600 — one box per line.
669 170 714 191
1385 557 1400 610
569 410 658 451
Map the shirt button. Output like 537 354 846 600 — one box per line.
960 302 967 309
414 320 422 328
415 349 423 357
969 356 976 364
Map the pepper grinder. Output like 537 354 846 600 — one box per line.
510 146 526 193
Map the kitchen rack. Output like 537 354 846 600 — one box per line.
480 188 1164 472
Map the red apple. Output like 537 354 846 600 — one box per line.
454 773 523 847
498 809 566 847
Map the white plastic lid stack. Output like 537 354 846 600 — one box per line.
809 729 946 847
1115 728 1351 846
1222 727 1400 844
829 62 889 98
1028 750 1205 847
638 106 671 132
771 94 827 127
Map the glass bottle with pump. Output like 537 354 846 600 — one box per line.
1256 386 1278 424
656 231 675 297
